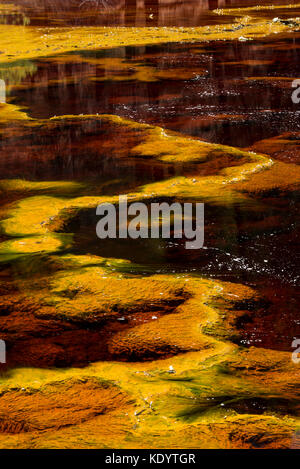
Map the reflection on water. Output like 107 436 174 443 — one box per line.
0 0 264 27
3 35 300 147
1 0 299 26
